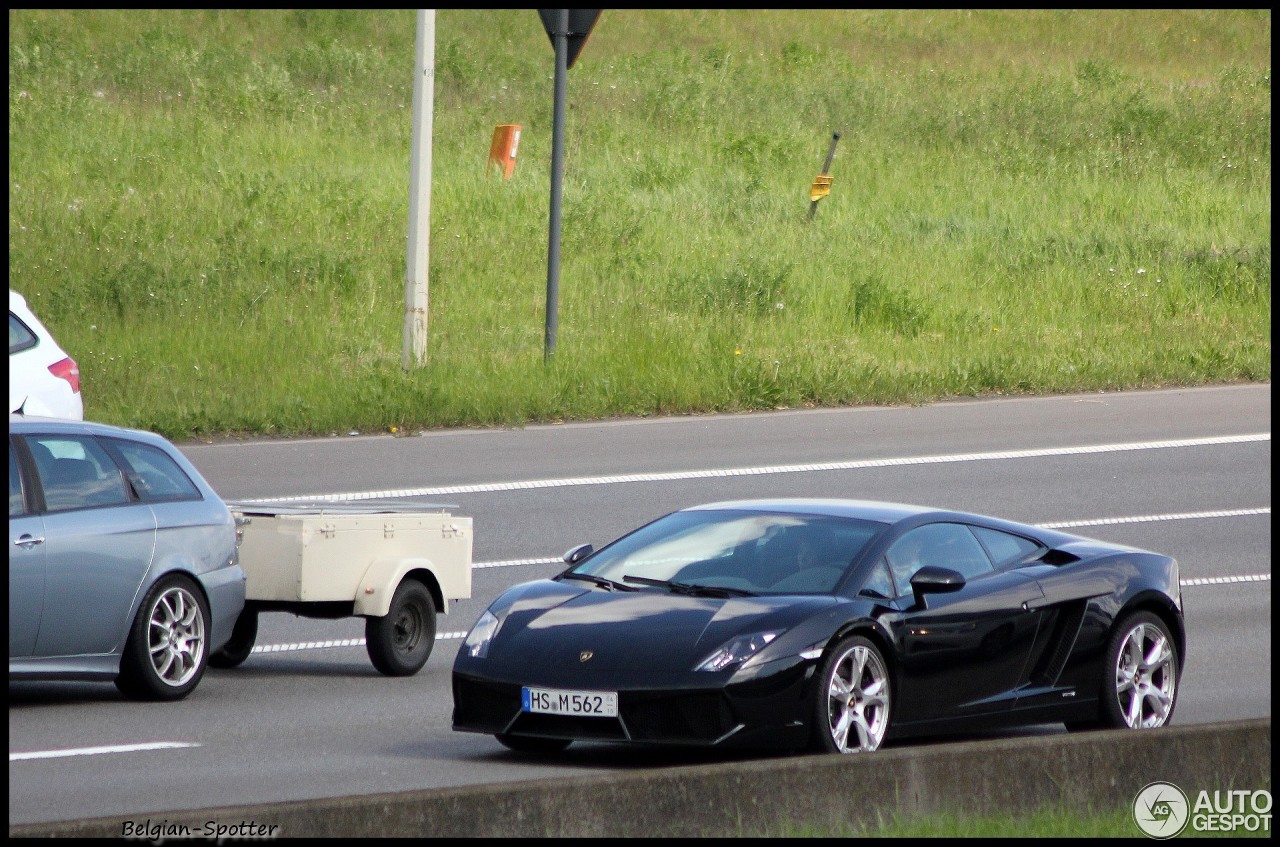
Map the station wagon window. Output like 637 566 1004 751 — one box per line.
885 522 995 594
26 434 130 512
105 438 201 502
9 441 27 516
970 525 1042 569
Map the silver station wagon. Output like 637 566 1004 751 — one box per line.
9 415 246 700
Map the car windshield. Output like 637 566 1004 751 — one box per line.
569 509 885 596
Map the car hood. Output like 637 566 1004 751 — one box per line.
474 579 838 688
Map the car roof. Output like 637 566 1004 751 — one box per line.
682 497 1114 551
9 289 40 320
8 414 169 445
682 498 937 524
10 290 38 324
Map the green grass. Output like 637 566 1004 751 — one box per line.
8 10 1271 439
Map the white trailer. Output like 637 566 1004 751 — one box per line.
211 500 472 676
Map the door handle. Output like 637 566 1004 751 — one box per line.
14 534 45 549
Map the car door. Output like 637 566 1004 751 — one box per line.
24 433 157 658
9 438 45 657
882 522 1046 724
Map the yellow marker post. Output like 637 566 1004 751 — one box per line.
809 175 832 202
808 130 841 220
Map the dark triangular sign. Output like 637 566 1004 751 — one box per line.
538 9 601 70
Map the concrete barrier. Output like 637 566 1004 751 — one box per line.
11 719 1269 838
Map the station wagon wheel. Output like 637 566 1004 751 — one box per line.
366 580 437 676
812 634 892 753
1098 611 1179 730
115 575 210 701
495 734 573 754
209 608 258 669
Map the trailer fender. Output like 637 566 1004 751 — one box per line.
354 558 446 618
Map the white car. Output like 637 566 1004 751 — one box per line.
9 289 83 420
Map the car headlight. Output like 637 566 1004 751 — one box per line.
695 630 781 672
463 610 502 659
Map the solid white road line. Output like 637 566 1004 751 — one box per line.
472 508 1272 569
236 433 1271 503
10 742 200 762
1038 507 1269 529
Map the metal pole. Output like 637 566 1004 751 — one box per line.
544 8 568 362
403 9 435 369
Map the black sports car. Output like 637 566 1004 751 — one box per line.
452 499 1184 754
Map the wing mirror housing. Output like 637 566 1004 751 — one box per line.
563 543 594 565
910 565 966 609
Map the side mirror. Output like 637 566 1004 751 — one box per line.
910 565 966 608
562 543 594 565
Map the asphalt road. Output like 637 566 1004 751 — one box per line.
8 384 1271 826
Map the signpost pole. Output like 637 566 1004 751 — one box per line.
403 9 435 369
544 9 569 362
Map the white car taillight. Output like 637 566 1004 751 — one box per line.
48 357 81 394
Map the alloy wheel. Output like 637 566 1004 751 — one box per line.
1113 620 1177 728
147 585 206 688
826 641 890 752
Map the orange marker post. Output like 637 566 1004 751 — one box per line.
488 124 522 179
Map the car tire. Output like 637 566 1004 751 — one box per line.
209 608 258 669
496 734 573 754
115 575 210 702
1096 610 1179 730
811 634 892 753
366 580 436 677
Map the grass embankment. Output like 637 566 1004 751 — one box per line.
8 10 1271 439
774 803 1270 838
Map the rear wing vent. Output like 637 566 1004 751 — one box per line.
1039 548 1082 567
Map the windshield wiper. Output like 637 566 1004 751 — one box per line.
562 572 633 592
622 575 756 598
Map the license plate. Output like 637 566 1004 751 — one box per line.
522 686 618 717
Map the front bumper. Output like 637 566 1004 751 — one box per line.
452 655 816 749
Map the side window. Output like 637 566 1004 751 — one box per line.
9 312 37 354
859 559 895 600
886 522 995 592
106 438 201 503
9 441 27 516
27 435 130 512
970 526 1042 569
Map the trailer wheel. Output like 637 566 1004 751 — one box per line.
366 580 436 676
209 608 258 669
